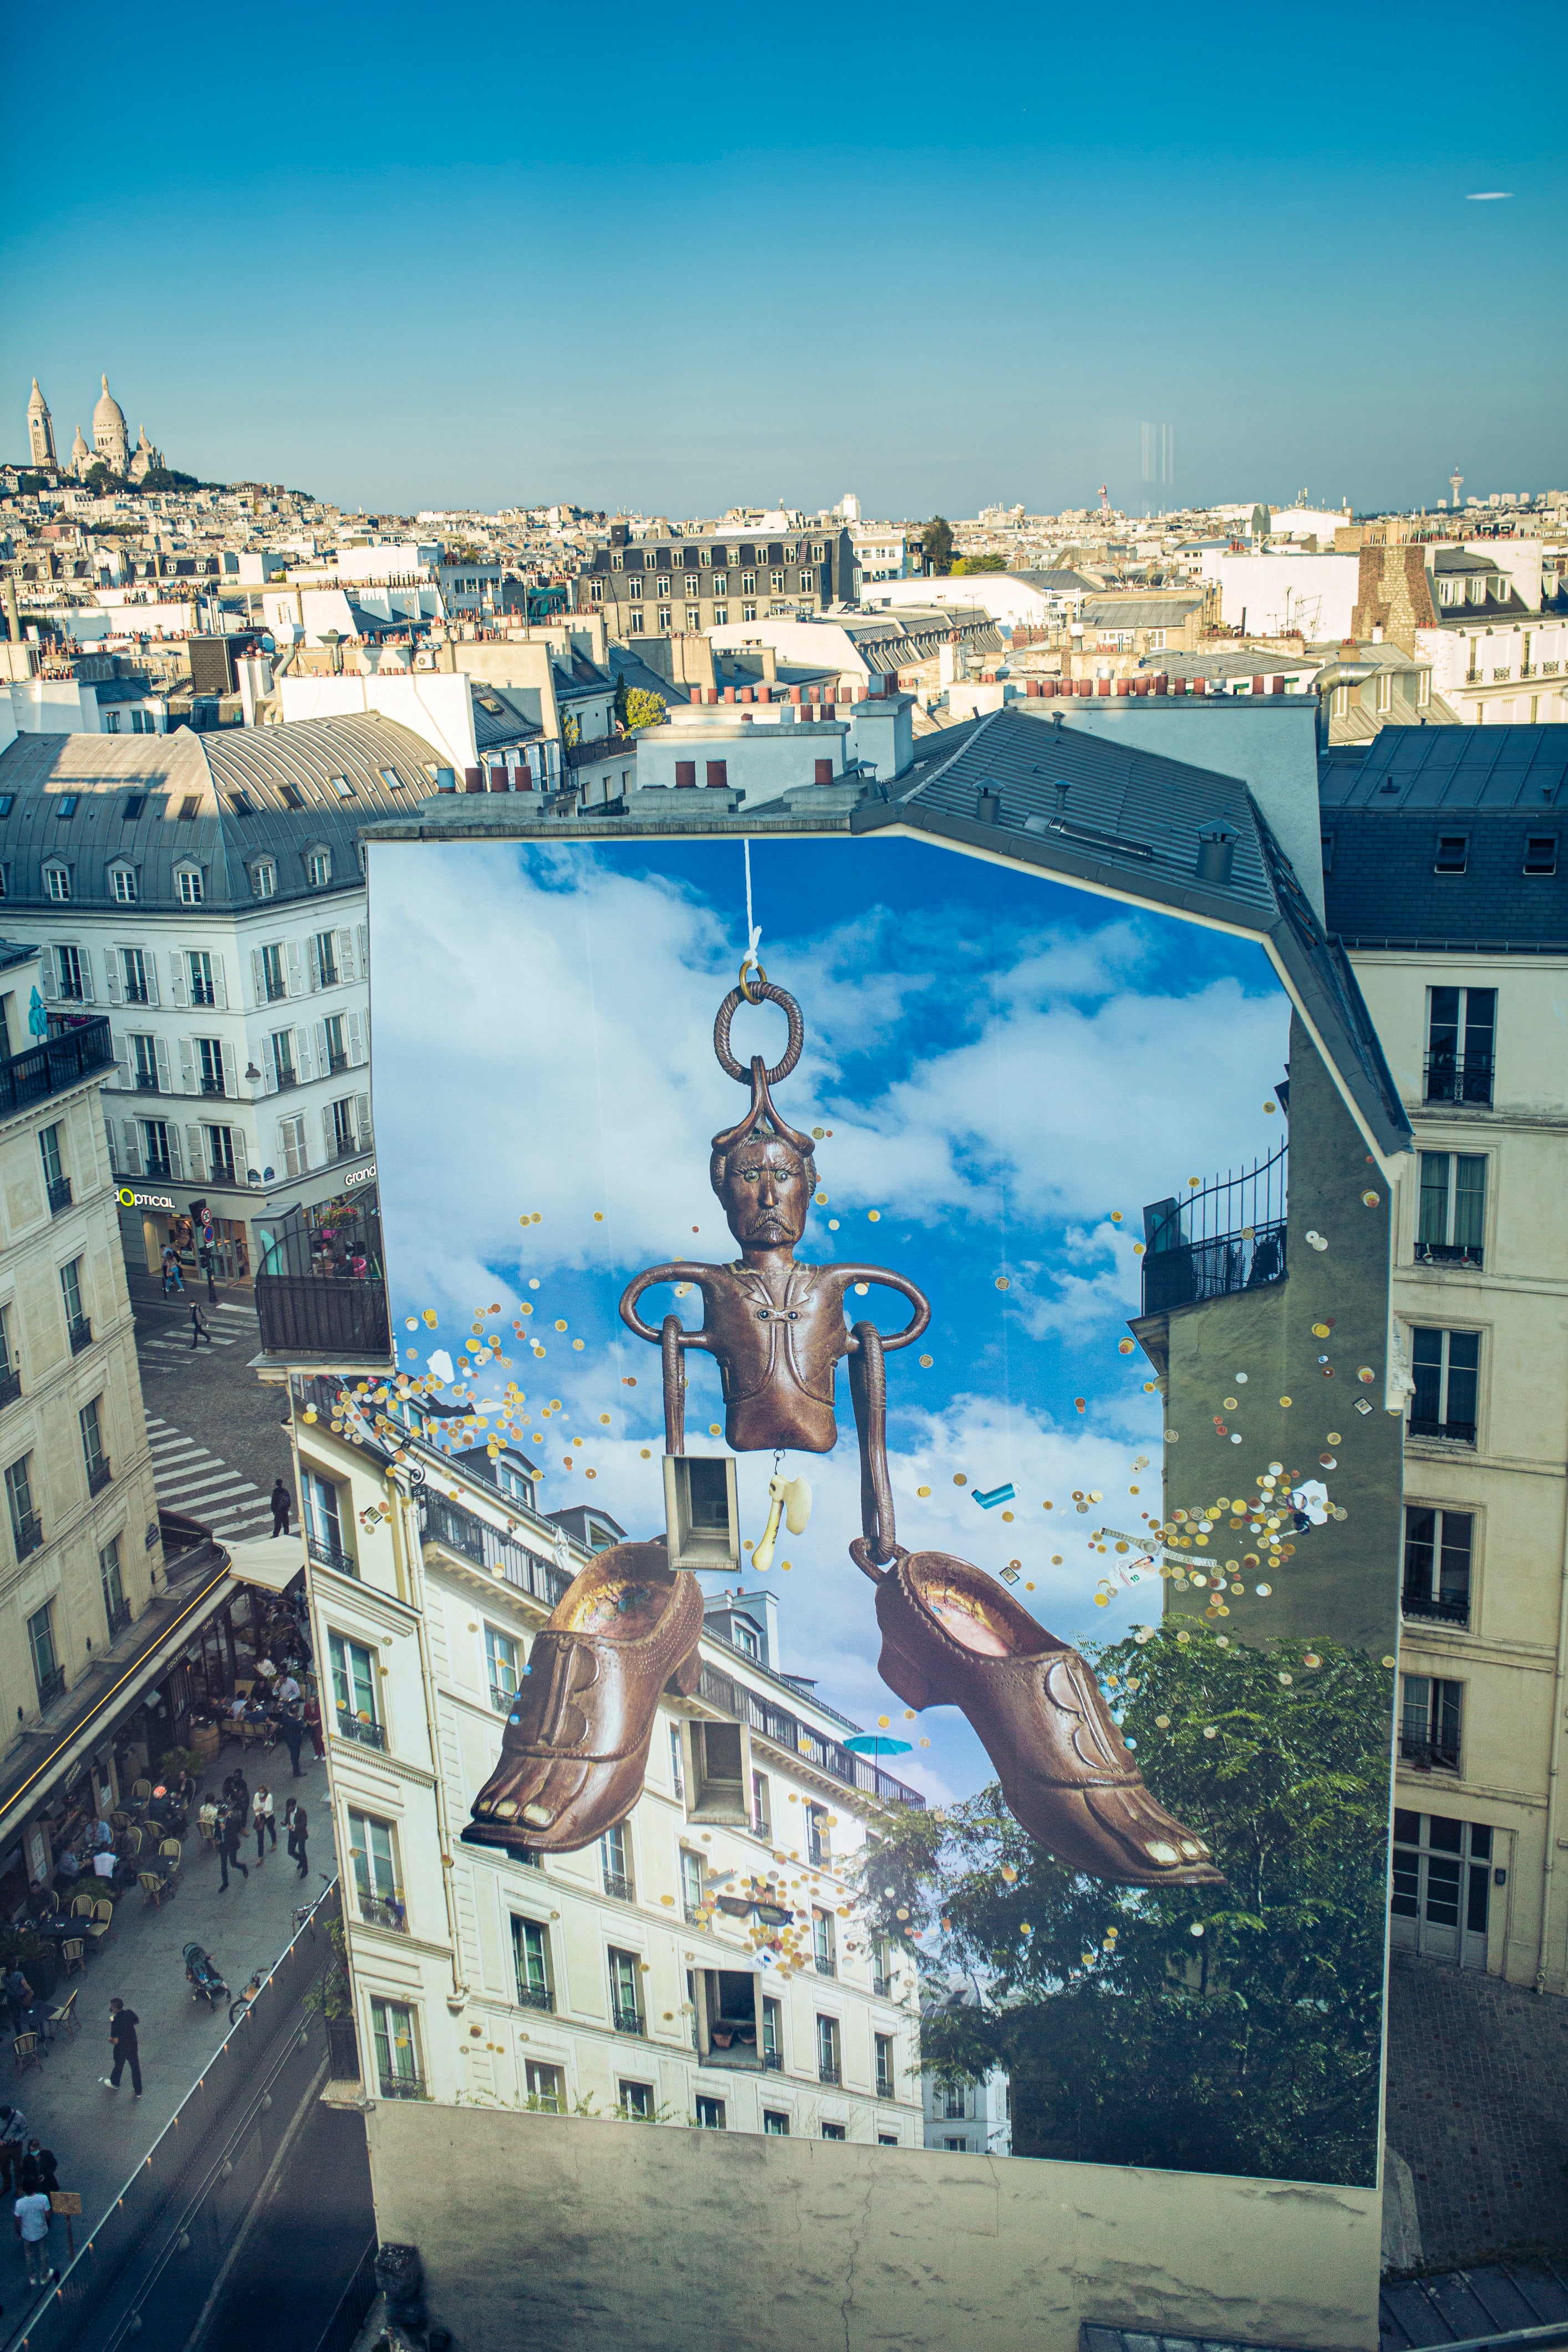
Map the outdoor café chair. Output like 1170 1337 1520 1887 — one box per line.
46 1988 78 2040
69 1894 95 1921
58 1940 85 1978
84 1898 114 1947
159 1837 182 1867
139 1870 170 1909
12 2033 42 2078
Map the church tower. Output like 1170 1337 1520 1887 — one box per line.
27 379 56 468
69 425 91 480
92 374 129 472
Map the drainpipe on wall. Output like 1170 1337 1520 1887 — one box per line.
1535 1448 1568 1995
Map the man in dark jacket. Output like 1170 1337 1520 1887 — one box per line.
101 1998 141 2097
217 1806 249 1891
270 1480 292 1537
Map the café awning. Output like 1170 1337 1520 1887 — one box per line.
226 1534 307 1594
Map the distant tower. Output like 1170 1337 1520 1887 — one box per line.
1449 468 1464 511
69 425 91 480
1099 483 1109 517
92 374 129 472
27 379 55 468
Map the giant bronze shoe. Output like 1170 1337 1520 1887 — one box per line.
864 1546 1223 1887
462 1542 703 1857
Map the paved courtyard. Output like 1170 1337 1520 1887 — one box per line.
1384 1948 1568 2268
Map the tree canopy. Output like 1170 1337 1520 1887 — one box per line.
918 516 954 575
950 554 1007 575
619 684 666 732
852 1624 1392 2186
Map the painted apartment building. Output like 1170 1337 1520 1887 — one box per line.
0 720 430 1276
286 1374 927 2141
1322 725 1568 1993
578 521 857 638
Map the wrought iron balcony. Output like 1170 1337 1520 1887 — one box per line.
68 1316 93 1355
818 2061 841 2086
516 1983 553 2014
762 2050 783 2071
1423 1052 1492 1107
134 1074 162 1093
602 1870 635 1903
1408 1414 1476 1445
1400 1735 1459 1772
264 979 289 1002
815 1955 837 1979
257 1272 390 1360
13 1510 43 1560
1142 1145 1288 1316
334 1707 385 1749
0 1019 114 1118
35 1666 66 1709
872 1974 891 1998
376 2072 429 2101
106 1598 131 1638
359 1891 408 1933
1413 1241 1483 1270
87 1458 113 1495
47 1175 73 1214
684 1901 709 1926
490 1682 517 1714
877 2073 895 2101
612 2005 646 2038
307 1533 357 1577
419 1491 572 1611
198 1076 226 1096
1402 1588 1470 1627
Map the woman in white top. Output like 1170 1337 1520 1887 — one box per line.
251 1785 276 1864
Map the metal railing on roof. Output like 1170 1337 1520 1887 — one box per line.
0 1017 114 1118
1141 1144 1288 1316
697 1660 924 1809
418 1490 572 1612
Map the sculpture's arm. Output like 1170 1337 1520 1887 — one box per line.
833 1266 932 1352
618 1263 719 1353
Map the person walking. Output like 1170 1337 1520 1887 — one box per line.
3 1964 34 2041
204 1254 218 1305
252 1785 275 1864
190 1301 212 1348
287 1801 309 1880
101 1998 141 2098
13 2181 55 2288
18 2141 57 2197
269 1480 292 1538
161 1244 184 1297
0 2106 28 2198
302 1693 324 1760
218 1806 248 1891
278 1706 305 1779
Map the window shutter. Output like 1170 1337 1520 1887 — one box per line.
120 1119 142 1177
104 954 123 1006
154 1035 172 1093
78 950 95 1004
287 940 304 997
166 1125 184 1179
40 954 58 1002
322 1106 336 1161
145 955 160 1008
168 952 189 1007
357 923 369 978
347 1009 367 1066
221 1041 238 1098
185 1124 205 1181
112 1034 131 1089
261 1047 277 1094
314 1020 329 1075
296 1026 315 1082
211 956 227 1010
308 935 322 991
178 1037 195 1093
251 949 264 1004
354 1092 371 1148
337 927 355 982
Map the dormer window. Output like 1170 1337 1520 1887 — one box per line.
44 863 70 902
176 865 203 905
306 848 332 888
109 864 137 904
251 859 277 900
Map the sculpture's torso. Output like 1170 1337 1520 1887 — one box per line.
701 1259 848 1453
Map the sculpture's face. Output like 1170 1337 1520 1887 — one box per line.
720 1136 809 1251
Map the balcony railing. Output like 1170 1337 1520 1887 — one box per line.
68 1315 93 1355
877 2075 894 2101
134 1074 162 1093
0 1370 21 1411
0 1019 114 1118
419 1491 572 1612
1400 1735 1459 1772
307 1533 357 1577
198 1076 226 1096
1413 1241 1483 1270
815 1955 837 1979
612 2005 646 2037
376 2072 429 2101
684 1901 708 1926
257 1272 390 1360
872 1974 891 1998
264 979 289 1002
13 1511 43 1560
490 1682 517 1714
602 1870 635 1903
762 2049 783 2071
335 1707 386 1749
516 1983 553 2014
35 1666 66 1708
1408 1414 1476 1445
106 1598 131 1637
144 1158 173 1180
325 1051 350 1076
47 1175 73 1214
359 1891 408 1933
87 1458 112 1495
1141 1144 1288 1316
696 1660 925 1809
1402 1588 1470 1627
818 2061 841 2086
1423 1053 1492 1107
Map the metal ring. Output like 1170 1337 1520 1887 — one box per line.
737 956 767 1005
714 981 804 1085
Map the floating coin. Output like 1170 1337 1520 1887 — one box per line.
954 1473 968 1486
1357 1366 1374 1383
919 1353 933 1367
1362 1189 1379 1206
1320 1453 1336 1468
917 1485 931 1498
1382 1654 1396 1668
1118 1338 1134 1354
996 1276 1010 1291
1279 1396 1292 1407
868 1210 881 1221
1327 1430 1342 1445
1256 1582 1271 1596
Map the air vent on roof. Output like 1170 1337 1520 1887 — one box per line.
1195 827 1238 886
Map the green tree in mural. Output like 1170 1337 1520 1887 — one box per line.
853 1627 1392 2185
950 554 1007 574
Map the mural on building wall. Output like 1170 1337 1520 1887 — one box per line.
366 833 1397 2188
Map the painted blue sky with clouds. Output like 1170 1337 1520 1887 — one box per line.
368 834 1292 1805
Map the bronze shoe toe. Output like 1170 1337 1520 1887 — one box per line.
871 1549 1223 1888
462 1541 702 1858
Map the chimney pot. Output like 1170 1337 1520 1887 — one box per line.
1195 826 1238 886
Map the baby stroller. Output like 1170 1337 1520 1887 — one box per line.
184 1942 229 2010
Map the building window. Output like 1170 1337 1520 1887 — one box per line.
313 930 340 988
712 605 728 626
1524 836 1557 875
348 1810 404 1931
512 1917 552 2010
750 1770 770 1837
1403 1508 1472 1627
121 947 151 1004
685 607 700 629
1400 1673 1462 1772
369 1997 422 2097
130 1035 159 1091
38 1122 63 1194
680 1847 704 1922
712 572 728 594
797 573 814 594
0 1302 14 1389
1409 1327 1479 1444
821 2122 847 2140
187 950 217 1006
111 866 136 903
813 1908 836 1977
619 2080 654 2119
270 1030 297 1090
140 1118 172 1178
658 608 671 632
608 1947 645 2035
176 868 203 905
741 572 756 595
695 2096 726 2130
1434 834 1468 874
6 1454 41 1561
259 943 288 1004
1416 1152 1485 1267
27 1598 60 1707
600 1821 634 1902
762 1994 782 2068
524 2060 564 2110
669 1723 685 1800
59 1256 88 1348
485 1625 520 1712
205 1123 236 1182
628 578 643 599
1391 1810 1491 1953
816 2014 841 2084
196 1038 226 1096
1426 986 1494 1106
943 2083 966 2120
1377 671 1393 713
45 866 70 902
805 1804 828 1867
79 1396 107 1489
762 2109 790 2135
944 2136 968 2152
54 944 84 1000
308 1474 352 1572
741 604 757 623
875 2033 894 2099
252 860 276 898
770 571 785 592
307 851 332 887
100 1534 128 1636
328 1628 379 1742
330 1096 357 1155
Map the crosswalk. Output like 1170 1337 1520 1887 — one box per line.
140 1300 259 1357
145 1412 277 1544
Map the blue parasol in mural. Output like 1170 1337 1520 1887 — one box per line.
844 1733 913 1759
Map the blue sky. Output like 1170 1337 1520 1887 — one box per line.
5 1 1562 517
367 834 1291 1806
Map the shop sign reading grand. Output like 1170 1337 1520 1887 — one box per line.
343 1164 377 1189
118 1187 176 1210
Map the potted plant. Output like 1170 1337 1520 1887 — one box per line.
0 1926 58 2003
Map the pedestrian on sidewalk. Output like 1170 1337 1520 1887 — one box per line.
0 2107 27 2197
278 1707 304 1779
252 1785 275 1863
198 1795 220 1851
18 2142 57 2197
218 1807 248 1890
287 1802 309 1880
302 1693 324 1760
161 1245 184 1297
190 1302 212 1348
13 2184 55 2288
3 1965 34 2041
101 1999 142 2098
269 1479 292 1537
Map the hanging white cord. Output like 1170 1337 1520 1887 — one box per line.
739 837 762 986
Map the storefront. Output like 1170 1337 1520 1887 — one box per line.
112 1152 377 1289
118 1188 252 1284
